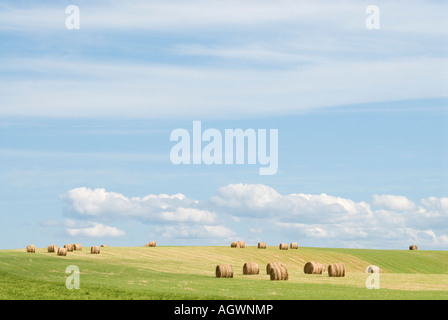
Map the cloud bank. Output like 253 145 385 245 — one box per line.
59 184 448 249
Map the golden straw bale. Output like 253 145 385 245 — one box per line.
290 242 299 249
74 243 82 251
90 246 101 254
148 241 157 247
266 262 284 275
257 242 267 249
304 261 326 274
26 245 36 253
328 263 346 277
230 241 240 248
64 244 74 252
270 264 289 280
47 244 57 253
238 240 245 248
243 262 260 275
409 245 418 250
57 247 67 256
366 265 380 273
216 264 233 278
279 243 288 250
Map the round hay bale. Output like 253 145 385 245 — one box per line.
409 245 418 250
366 265 380 274
243 262 260 275
47 244 57 253
270 264 289 281
26 245 36 253
257 242 266 249
74 243 82 251
266 262 284 275
290 242 299 249
64 244 74 252
101 244 109 247
304 261 326 274
144 243 150 247
90 246 101 254
230 241 240 248
57 247 67 256
328 263 346 277
149 241 157 247
238 240 245 248
216 264 233 278
279 243 288 250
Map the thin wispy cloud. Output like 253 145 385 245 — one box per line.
0 0 446 118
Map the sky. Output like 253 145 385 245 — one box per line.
0 0 447 250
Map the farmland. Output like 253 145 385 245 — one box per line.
1 246 447 300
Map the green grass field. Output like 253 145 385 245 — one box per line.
1 246 447 300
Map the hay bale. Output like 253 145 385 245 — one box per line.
243 262 260 275
304 261 326 274
74 243 82 251
328 263 346 277
266 262 284 275
238 240 245 248
57 247 67 256
257 242 266 249
144 243 150 247
101 244 109 247
290 242 299 249
279 243 288 250
64 244 74 252
47 244 57 253
26 245 36 253
148 241 157 247
216 264 233 278
409 245 418 250
270 264 289 281
90 246 101 254
230 241 240 248
366 265 380 273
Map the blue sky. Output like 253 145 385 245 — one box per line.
0 0 447 250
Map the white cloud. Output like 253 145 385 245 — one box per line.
211 183 373 223
61 187 216 224
59 184 448 249
419 196 448 218
159 224 235 240
211 183 281 211
372 194 416 211
66 222 125 238
439 235 448 246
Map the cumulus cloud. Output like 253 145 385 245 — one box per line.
210 183 373 223
59 184 448 249
66 222 126 238
159 225 236 240
209 184 448 248
372 194 416 211
61 187 216 224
